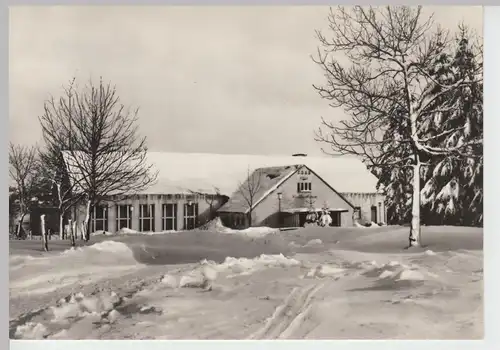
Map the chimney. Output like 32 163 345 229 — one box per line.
292 153 307 157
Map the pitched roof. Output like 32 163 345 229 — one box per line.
62 151 382 196
142 152 381 196
218 165 300 213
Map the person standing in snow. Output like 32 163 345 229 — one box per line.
321 210 332 227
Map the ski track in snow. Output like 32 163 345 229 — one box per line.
248 283 324 339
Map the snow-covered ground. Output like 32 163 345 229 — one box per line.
9 225 483 340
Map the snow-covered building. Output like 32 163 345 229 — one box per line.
218 164 357 228
64 152 386 234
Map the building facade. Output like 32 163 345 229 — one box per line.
218 165 356 229
342 192 387 224
62 151 386 234
74 193 227 234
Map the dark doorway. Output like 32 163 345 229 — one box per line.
298 213 308 227
329 211 341 227
371 206 377 223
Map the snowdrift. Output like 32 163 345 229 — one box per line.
198 217 279 237
160 253 301 289
12 291 123 340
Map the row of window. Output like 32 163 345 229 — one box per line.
90 203 199 232
297 169 311 176
297 182 312 193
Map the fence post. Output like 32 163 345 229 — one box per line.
41 214 48 251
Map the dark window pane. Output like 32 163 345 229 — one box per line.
141 219 150 232
141 205 148 217
164 218 175 231
117 218 130 229
95 220 104 231
297 183 300 192
95 206 104 219
185 204 193 216
164 204 174 217
185 217 195 230
119 205 128 218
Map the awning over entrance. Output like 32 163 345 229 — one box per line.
282 207 349 214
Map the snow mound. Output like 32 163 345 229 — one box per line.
304 239 323 247
198 217 278 237
378 270 394 279
117 227 139 234
425 250 437 256
88 241 132 255
15 322 49 339
367 262 437 283
306 264 345 278
395 269 426 281
238 226 279 237
362 261 410 278
116 227 177 235
179 272 208 289
49 329 70 339
161 274 179 288
107 309 121 323
194 254 300 278
198 217 234 233
91 230 115 236
51 291 121 323
60 241 134 260
354 221 379 228
9 254 37 268
163 265 218 290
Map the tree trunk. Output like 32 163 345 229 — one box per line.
41 214 48 251
409 161 422 247
59 212 65 240
247 211 252 228
83 200 92 242
17 212 27 239
69 219 76 247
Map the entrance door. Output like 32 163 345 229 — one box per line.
330 211 341 227
371 206 377 223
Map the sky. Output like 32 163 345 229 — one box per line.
9 6 483 157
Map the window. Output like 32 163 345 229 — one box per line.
116 205 132 230
183 202 199 230
354 207 361 220
139 204 155 232
297 182 312 193
91 205 108 232
162 203 177 231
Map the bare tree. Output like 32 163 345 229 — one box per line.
313 6 482 247
237 167 263 227
8 143 40 238
39 77 158 241
189 186 223 225
38 141 84 240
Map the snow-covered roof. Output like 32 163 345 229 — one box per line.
218 165 300 213
61 151 382 197
142 152 381 196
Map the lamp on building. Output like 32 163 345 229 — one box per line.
277 192 283 228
